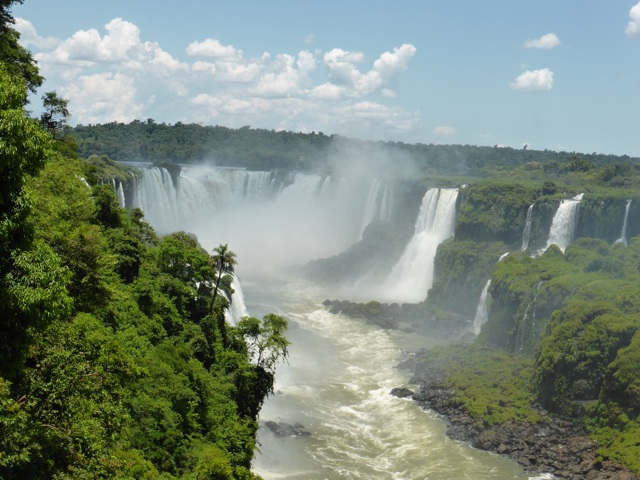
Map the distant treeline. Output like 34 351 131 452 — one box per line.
67 121 640 175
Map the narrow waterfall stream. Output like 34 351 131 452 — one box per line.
615 199 632 246
521 205 534 251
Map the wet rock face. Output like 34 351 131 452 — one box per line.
263 420 311 438
390 387 414 398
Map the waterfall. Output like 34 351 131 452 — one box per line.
111 178 126 207
543 193 583 253
472 280 491 334
516 281 543 351
225 276 249 325
521 204 534 251
614 199 632 246
359 178 382 238
375 188 459 304
379 185 393 222
127 164 392 276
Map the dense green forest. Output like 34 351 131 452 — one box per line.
0 3 289 478
67 120 640 176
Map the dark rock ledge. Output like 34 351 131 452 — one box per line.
262 420 311 438
391 375 639 480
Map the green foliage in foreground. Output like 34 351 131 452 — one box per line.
0 68 288 479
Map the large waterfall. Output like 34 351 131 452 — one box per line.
129 165 391 276
373 188 459 304
542 193 583 254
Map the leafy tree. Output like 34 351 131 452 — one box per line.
210 243 237 307
40 91 70 138
0 0 43 94
0 66 62 378
236 314 290 376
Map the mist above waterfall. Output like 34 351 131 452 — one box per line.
129 143 424 284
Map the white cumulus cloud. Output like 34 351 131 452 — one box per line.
510 68 554 92
323 44 416 97
61 72 143 124
626 2 640 37
14 18 60 48
36 17 186 73
186 38 243 60
523 33 561 49
24 17 419 141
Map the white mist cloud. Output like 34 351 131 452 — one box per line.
510 68 554 92
523 33 561 49
626 2 640 37
433 126 456 137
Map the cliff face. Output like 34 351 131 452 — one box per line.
423 183 640 474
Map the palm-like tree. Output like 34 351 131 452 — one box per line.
210 243 237 308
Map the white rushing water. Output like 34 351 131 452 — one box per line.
224 276 249 325
614 199 632 246
542 193 583 254
472 280 491 335
128 165 550 480
372 188 458 304
246 279 538 480
130 165 390 275
521 205 534 251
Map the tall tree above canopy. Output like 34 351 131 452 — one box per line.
0 0 43 94
210 243 237 307
40 91 70 138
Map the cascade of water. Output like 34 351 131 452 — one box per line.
516 281 543 351
521 204 534 251
128 164 387 275
130 166 181 233
472 279 491 334
225 276 249 325
614 199 632 246
376 188 459 304
471 251 509 335
379 185 393 221
358 178 382 238
543 193 583 254
116 182 126 207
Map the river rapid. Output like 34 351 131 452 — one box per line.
244 277 549 480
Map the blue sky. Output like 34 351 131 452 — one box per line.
12 1 640 157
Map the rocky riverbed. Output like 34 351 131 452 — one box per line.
392 360 638 480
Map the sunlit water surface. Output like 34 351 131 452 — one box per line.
245 278 551 480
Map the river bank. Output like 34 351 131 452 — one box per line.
393 355 639 480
